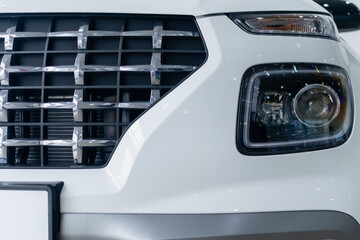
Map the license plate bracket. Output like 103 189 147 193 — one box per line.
0 182 63 240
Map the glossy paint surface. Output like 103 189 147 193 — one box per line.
0 13 359 222
0 5 359 228
0 0 326 16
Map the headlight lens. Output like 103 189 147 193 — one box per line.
293 84 340 127
229 13 339 40
237 64 353 155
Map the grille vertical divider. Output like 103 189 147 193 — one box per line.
40 18 53 167
116 18 126 140
121 17 130 134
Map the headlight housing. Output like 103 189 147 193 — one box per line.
229 13 339 40
237 64 353 155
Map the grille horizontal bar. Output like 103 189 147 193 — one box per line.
0 14 207 168
1 101 150 109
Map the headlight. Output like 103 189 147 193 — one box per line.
229 13 339 40
237 64 353 155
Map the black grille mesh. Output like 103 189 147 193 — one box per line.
0 14 206 168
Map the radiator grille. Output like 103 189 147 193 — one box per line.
0 14 206 168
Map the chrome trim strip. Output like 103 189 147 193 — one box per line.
0 127 8 163
72 127 82 164
117 102 151 109
48 19 122 50
0 54 42 86
81 101 150 109
3 139 41 147
79 139 116 147
44 53 118 85
80 102 117 109
0 19 199 52
120 53 196 86
41 139 74 147
72 89 83 122
0 90 8 122
123 20 199 49
0 53 195 87
2 100 150 110
3 102 75 109
0 19 47 51
150 89 160 104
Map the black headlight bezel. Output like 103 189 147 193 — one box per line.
237 63 354 156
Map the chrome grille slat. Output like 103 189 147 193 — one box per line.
2 101 151 110
122 20 199 49
0 14 206 168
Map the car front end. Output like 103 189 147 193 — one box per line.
0 0 360 239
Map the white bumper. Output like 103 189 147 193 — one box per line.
0 13 359 224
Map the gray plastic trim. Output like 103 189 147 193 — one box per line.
60 211 360 240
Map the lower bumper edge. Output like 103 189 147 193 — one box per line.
60 210 360 240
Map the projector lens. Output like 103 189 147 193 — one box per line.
294 84 340 127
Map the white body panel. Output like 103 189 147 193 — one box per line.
1 1 360 236
0 12 360 224
342 30 360 57
0 0 326 15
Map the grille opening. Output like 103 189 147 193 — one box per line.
164 19 198 32
52 18 83 32
84 109 117 123
120 89 150 102
47 146 73 164
85 89 117 101
0 39 4 51
45 109 74 123
45 89 74 101
13 54 43 67
162 72 190 86
48 38 78 51
86 53 118 65
14 125 41 138
83 125 116 140
84 72 118 86
9 146 42 166
121 72 150 86
87 37 121 51
16 18 51 32
123 37 152 50
0 14 207 168
46 53 77 66
45 73 75 86
46 125 73 140
13 38 46 51
0 19 10 32
91 18 124 31
12 110 41 123
10 73 42 86
11 89 41 101
163 37 205 51
121 52 152 65
162 52 206 65
125 18 155 31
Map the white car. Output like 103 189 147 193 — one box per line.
0 0 359 239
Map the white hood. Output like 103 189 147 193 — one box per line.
0 0 328 16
